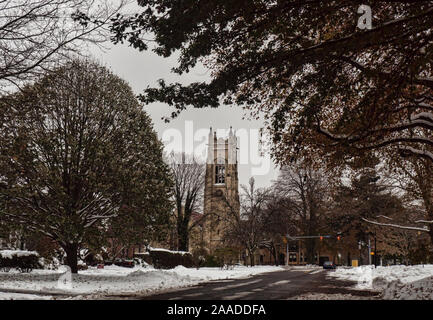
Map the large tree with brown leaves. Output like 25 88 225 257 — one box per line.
111 1 433 166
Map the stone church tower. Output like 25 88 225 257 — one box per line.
203 127 240 252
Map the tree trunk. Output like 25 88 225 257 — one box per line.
306 208 317 264
178 235 189 251
429 229 433 253
265 245 278 266
419 177 433 249
177 220 189 251
426 205 433 250
272 246 278 266
64 243 79 274
306 238 316 264
248 248 255 266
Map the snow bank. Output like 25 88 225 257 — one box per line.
0 264 283 298
329 265 433 299
291 293 373 300
380 277 433 300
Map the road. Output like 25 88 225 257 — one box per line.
137 268 380 300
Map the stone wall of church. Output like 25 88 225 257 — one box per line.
203 128 240 253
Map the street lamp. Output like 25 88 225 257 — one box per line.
373 229 377 268
358 240 365 265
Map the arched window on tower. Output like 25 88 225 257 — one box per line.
215 159 226 184
215 164 225 184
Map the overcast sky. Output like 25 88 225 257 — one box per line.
91 43 279 188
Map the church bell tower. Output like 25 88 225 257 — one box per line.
203 127 240 252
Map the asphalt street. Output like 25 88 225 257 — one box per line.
137 268 380 300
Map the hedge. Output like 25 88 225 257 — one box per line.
0 250 41 273
149 249 194 269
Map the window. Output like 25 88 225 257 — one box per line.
215 164 225 184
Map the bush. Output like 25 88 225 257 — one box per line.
408 242 433 264
83 252 104 267
191 248 207 268
214 247 239 267
25 234 59 264
149 249 194 269
0 250 41 272
202 254 222 268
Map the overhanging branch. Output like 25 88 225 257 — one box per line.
362 218 429 232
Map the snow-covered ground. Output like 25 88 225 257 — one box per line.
329 265 433 299
0 292 54 300
0 265 283 300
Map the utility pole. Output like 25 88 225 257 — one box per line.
286 240 289 266
298 240 301 265
368 237 372 265
358 241 362 265
374 231 377 268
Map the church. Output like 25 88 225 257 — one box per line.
116 127 241 260
202 127 240 252
119 127 358 267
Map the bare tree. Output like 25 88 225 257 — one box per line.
329 167 419 265
364 158 433 246
168 152 205 251
0 0 125 91
223 177 272 266
259 192 293 266
275 163 330 264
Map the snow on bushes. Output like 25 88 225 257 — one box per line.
0 250 41 272
149 248 194 269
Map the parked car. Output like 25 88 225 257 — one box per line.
113 259 135 268
323 261 336 269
